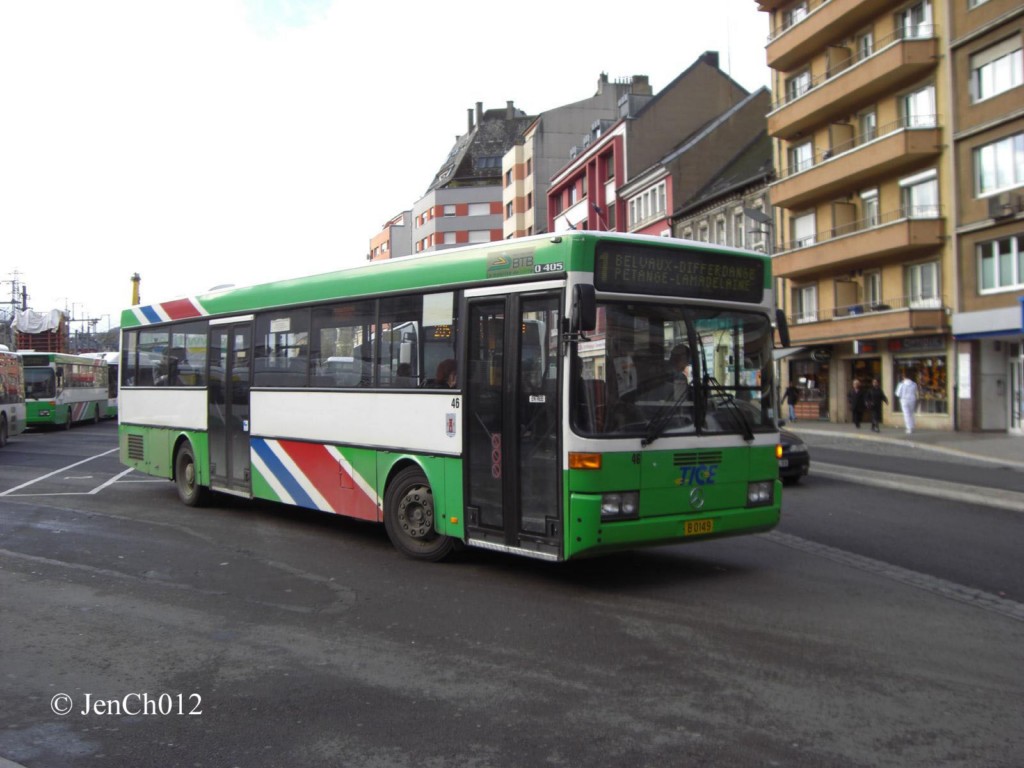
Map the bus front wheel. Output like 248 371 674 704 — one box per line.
384 466 454 561
174 443 209 507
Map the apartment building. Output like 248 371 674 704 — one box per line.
368 211 412 262
412 102 535 254
759 0 958 430
503 74 653 239
760 0 1022 434
547 52 754 235
947 0 1024 433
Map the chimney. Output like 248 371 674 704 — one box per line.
476 102 483 126
506 100 514 119
467 108 474 133
702 51 719 69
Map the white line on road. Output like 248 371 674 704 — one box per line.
0 447 119 497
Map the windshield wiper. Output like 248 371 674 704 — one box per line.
641 385 692 447
704 375 755 443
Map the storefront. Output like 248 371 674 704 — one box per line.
784 348 831 420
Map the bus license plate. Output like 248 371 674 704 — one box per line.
684 519 714 536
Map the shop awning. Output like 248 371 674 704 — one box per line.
773 346 807 360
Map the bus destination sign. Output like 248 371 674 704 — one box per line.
595 244 764 303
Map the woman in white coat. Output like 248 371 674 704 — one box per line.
895 372 919 434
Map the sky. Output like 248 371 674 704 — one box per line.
0 0 771 334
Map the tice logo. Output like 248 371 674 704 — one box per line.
676 464 718 487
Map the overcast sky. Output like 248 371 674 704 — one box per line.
0 0 770 333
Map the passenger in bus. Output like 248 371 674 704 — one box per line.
434 358 457 389
669 344 692 401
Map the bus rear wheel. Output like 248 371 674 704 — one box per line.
174 442 209 507
384 466 454 561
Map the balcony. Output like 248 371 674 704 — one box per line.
774 207 945 279
768 28 939 141
771 118 942 209
786 296 950 346
766 0 897 72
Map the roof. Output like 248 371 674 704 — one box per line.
674 130 774 216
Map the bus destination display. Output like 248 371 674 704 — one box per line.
595 244 764 303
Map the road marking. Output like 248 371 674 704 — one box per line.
812 462 1024 513
0 448 119 497
89 467 135 494
766 531 1024 623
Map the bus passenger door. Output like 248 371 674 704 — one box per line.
464 292 561 559
208 320 252 495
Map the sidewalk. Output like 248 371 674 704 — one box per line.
785 419 1024 469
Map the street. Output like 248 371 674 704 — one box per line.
1 422 1022 767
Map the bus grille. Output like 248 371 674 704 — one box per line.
673 451 723 466
127 434 145 461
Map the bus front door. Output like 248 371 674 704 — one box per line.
208 320 252 495
464 292 561 560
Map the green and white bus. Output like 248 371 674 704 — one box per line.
20 352 110 429
81 351 120 419
0 346 27 446
118 233 789 562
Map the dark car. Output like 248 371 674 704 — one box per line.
778 428 810 485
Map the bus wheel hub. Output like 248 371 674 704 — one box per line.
398 488 433 539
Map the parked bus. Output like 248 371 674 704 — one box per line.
118 233 789 562
0 346 27 446
81 351 120 418
20 352 109 429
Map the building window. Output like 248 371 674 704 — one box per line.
971 37 1023 102
896 1 933 39
786 70 811 101
604 154 615 181
468 202 490 216
900 169 939 217
505 201 513 219
968 0 990 8
443 232 456 245
783 1 808 30
732 210 745 248
861 188 880 227
505 169 513 187
865 271 882 306
443 204 456 217
978 234 1024 292
902 85 936 128
468 230 490 243
715 217 726 245
794 284 818 323
905 261 940 308
792 211 816 248
859 110 878 143
893 355 947 414
974 133 1024 196
698 223 709 242
526 192 532 209
570 185 578 205
857 31 874 61
788 141 813 174
526 158 532 177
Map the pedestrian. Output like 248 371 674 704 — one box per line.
848 378 865 428
864 377 888 432
783 382 800 422
895 371 919 434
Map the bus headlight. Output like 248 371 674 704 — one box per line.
601 491 639 520
746 481 774 507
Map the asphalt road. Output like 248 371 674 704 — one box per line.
1 422 1021 768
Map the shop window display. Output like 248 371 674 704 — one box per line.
893 356 948 414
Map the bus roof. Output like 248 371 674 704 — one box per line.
120 232 772 328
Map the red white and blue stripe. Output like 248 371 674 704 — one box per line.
130 298 209 326
251 438 379 521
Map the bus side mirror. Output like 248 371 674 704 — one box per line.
571 284 596 334
775 308 791 348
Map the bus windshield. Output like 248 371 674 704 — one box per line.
573 302 775 439
24 367 56 399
